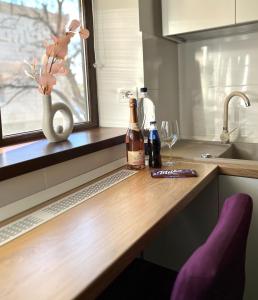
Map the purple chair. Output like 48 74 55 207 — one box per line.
97 193 252 300
171 192 253 300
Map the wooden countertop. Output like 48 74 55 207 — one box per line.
165 157 258 179
0 162 217 300
162 140 258 179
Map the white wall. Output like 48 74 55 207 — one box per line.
0 144 125 220
93 0 179 128
93 0 144 128
140 0 179 126
179 32 258 142
142 34 179 126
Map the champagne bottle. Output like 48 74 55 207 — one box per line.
126 98 145 170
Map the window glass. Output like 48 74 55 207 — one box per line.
0 0 88 136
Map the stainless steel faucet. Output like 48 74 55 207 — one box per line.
220 91 251 143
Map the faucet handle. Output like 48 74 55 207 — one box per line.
220 127 238 144
229 127 238 135
220 130 230 143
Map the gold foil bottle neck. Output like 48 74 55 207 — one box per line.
129 98 137 107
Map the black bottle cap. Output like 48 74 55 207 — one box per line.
140 87 147 93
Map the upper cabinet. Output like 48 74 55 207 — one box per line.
162 0 258 40
162 0 235 36
236 0 258 24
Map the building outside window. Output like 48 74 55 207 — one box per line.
0 0 98 146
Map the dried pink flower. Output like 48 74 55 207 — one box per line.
47 61 68 76
51 35 59 43
41 54 49 65
38 73 56 95
26 19 90 96
45 35 71 60
45 43 56 58
24 59 40 81
67 19 80 32
79 27 90 39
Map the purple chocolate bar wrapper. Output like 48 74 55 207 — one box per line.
151 169 198 178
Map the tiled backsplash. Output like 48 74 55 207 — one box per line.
179 32 258 143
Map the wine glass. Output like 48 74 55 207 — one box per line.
161 120 179 149
160 120 179 166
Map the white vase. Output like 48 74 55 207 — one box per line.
42 94 74 142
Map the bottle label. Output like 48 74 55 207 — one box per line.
128 150 145 166
129 123 140 131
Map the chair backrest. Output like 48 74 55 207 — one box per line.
171 193 253 300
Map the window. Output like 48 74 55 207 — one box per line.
0 0 98 146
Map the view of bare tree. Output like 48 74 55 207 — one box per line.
0 0 87 122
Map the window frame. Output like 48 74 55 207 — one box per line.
0 0 98 147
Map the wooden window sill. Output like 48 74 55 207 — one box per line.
0 127 125 181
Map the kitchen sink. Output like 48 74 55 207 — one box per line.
161 139 258 162
161 139 232 160
220 142 258 161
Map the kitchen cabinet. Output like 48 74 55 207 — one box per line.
162 0 235 36
219 175 258 300
144 178 218 270
162 0 258 40
236 0 258 24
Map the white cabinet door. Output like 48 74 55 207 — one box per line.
236 0 258 23
162 0 235 36
219 175 258 300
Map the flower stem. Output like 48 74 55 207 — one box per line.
49 57 56 74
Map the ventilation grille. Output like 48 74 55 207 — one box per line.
0 169 137 247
